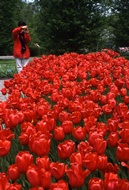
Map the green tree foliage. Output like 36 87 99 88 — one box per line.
111 0 129 48
0 0 22 55
35 0 106 55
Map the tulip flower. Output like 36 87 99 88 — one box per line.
97 155 108 171
58 140 75 159
65 163 90 188
119 128 129 144
70 111 82 124
7 164 20 181
0 128 14 141
26 165 41 187
7 183 22 190
30 188 44 190
107 119 119 132
62 120 73 134
70 152 83 166
107 132 119 147
88 177 104 190
77 141 93 156
72 126 86 141
29 133 51 156
116 143 129 161
104 172 119 190
36 156 51 170
0 172 10 190
1 88 7 95
15 151 33 173
93 137 107 155
49 180 69 190
82 152 98 172
59 111 69 122
0 139 11 156
40 169 51 189
50 162 65 179
54 126 65 141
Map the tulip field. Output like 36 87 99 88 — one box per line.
1 49 129 189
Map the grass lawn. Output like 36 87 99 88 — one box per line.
0 59 17 78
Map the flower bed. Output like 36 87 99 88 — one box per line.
0 49 129 189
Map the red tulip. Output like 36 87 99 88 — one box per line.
7 164 20 181
105 163 119 174
83 116 97 132
7 183 22 190
1 88 7 95
59 111 69 122
104 172 119 190
54 126 65 141
107 119 119 132
62 120 73 134
50 179 69 190
124 96 129 104
117 179 129 190
88 177 104 190
107 132 119 147
0 173 10 190
70 152 83 166
8 113 20 129
88 131 102 146
77 141 93 156
102 104 113 114
40 169 51 189
0 140 11 156
30 187 44 190
96 122 107 137
37 105 47 116
116 143 129 161
97 155 108 171
62 88 72 98
120 88 127 96
0 128 14 141
35 120 48 133
82 152 98 172
26 165 41 187
15 151 33 173
100 95 107 105
108 98 116 109
72 126 86 141
66 163 90 188
70 111 82 124
93 137 107 155
119 128 129 144
29 133 51 156
58 140 75 159
46 118 56 132
36 156 51 170
50 162 65 179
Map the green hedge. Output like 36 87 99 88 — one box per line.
30 46 45 56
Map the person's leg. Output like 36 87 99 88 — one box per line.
23 58 30 68
15 58 23 73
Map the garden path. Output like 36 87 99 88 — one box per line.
0 56 35 102
0 79 8 101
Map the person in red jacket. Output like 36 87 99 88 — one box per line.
12 21 31 73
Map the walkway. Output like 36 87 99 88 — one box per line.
0 56 38 101
0 79 8 101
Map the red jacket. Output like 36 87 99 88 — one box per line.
12 26 31 59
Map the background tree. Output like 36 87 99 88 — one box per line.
111 0 129 48
0 0 22 55
35 0 107 55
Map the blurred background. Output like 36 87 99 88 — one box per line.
0 0 129 56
